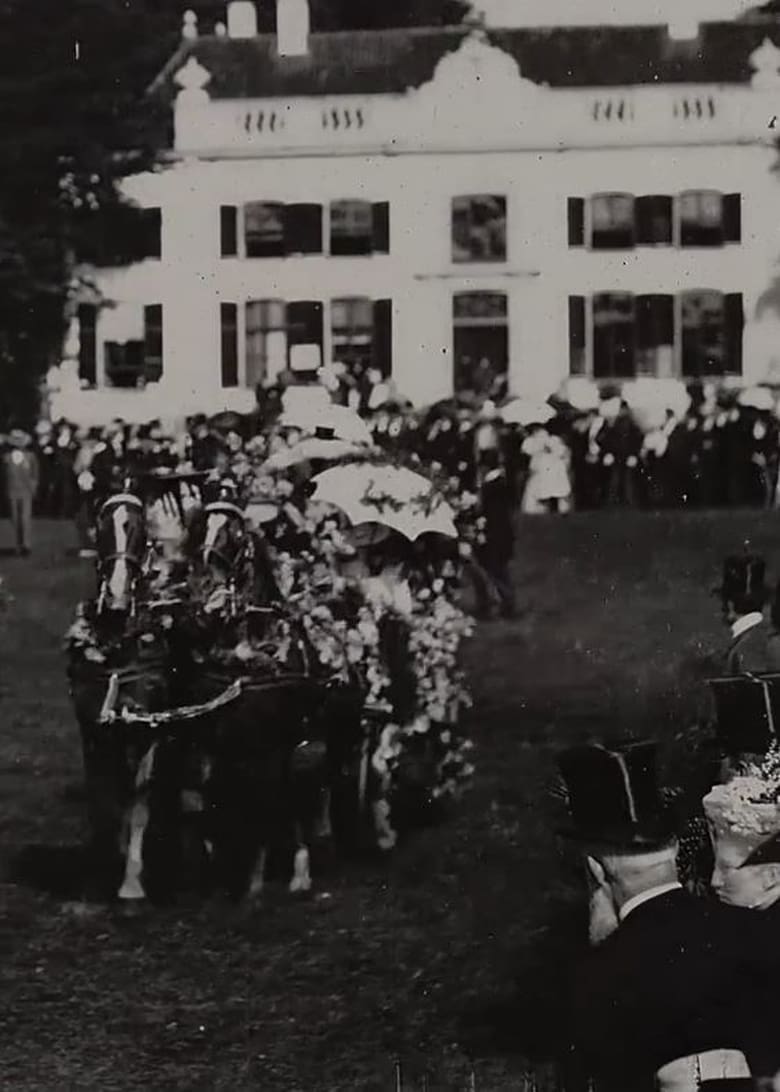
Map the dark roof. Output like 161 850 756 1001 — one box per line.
149 21 780 101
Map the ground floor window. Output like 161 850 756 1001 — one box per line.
568 290 743 379
453 291 508 398
102 304 163 388
331 297 392 380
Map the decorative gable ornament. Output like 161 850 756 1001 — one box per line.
750 37 780 91
409 31 545 149
174 56 212 104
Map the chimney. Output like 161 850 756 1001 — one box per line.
276 0 310 57
227 1 258 39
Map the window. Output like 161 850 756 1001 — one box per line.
681 291 743 377
139 208 161 260
78 303 97 387
452 196 507 263
568 290 744 379
452 292 508 396
592 292 636 377
244 300 323 385
636 196 673 246
243 202 322 257
104 341 144 388
331 297 393 379
143 304 163 382
245 300 287 388
330 201 390 256
221 206 238 257
679 191 723 247
221 302 238 387
590 193 635 249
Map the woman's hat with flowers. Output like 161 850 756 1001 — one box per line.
703 745 780 868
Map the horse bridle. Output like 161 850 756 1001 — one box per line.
202 502 249 572
97 493 150 578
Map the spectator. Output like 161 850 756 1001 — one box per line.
3 429 39 556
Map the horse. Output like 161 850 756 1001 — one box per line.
94 490 150 615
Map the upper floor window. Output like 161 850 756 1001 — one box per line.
452 195 507 263
243 202 322 257
330 201 389 256
568 192 740 249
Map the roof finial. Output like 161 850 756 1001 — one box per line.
182 9 198 40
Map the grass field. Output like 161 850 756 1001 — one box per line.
0 511 775 1091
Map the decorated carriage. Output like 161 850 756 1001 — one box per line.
65 406 476 902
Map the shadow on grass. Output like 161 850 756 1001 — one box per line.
8 843 108 901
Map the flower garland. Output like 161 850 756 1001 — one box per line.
705 744 780 835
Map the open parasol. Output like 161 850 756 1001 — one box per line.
279 401 372 444
499 398 555 427
311 463 458 541
262 435 368 471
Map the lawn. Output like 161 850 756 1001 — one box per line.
0 511 774 1091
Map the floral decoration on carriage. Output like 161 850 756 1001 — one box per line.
64 396 477 902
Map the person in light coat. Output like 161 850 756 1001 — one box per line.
3 430 39 556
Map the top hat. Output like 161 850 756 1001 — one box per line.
713 548 767 602
708 673 780 758
557 740 676 848
8 429 31 448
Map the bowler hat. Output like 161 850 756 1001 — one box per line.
713 552 767 602
556 740 676 848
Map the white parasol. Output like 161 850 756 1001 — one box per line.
311 463 458 541
738 386 775 412
558 377 601 413
279 400 373 444
499 399 556 426
262 436 368 471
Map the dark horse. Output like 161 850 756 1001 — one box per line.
184 495 355 897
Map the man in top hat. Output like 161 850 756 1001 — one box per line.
3 429 39 556
560 739 780 1090
716 549 780 675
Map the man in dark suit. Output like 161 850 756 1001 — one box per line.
559 740 780 1090
716 550 780 674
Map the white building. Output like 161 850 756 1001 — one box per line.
51 0 780 423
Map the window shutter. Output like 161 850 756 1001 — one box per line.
637 294 674 347
220 206 238 257
220 303 238 387
567 198 584 247
77 303 97 387
284 203 322 255
372 202 390 253
723 194 741 243
725 293 744 375
635 196 672 245
568 295 586 374
143 304 163 382
373 299 392 378
140 208 161 259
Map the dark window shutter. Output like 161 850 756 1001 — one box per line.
568 295 586 374
284 203 322 255
637 294 674 347
373 299 392 377
220 206 238 257
143 304 163 382
220 303 238 387
725 293 744 374
140 208 161 259
567 198 584 247
77 303 97 386
723 194 741 243
372 203 390 253
636 196 672 245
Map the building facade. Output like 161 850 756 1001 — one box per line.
50 0 780 422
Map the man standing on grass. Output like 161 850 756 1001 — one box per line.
2 429 39 557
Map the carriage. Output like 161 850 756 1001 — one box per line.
65 451 474 903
